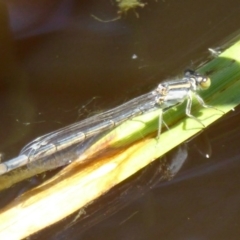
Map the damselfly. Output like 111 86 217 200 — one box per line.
0 70 212 175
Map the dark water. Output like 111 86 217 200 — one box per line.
1 0 240 239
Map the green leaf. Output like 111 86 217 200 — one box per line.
85 40 240 162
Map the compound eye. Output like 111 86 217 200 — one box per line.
199 76 211 89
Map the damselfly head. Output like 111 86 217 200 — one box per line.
197 75 211 89
184 70 211 90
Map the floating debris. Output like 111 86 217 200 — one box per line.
91 0 147 22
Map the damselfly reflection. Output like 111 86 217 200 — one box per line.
0 70 212 175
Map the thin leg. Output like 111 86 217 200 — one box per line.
157 110 163 139
186 93 205 127
195 94 211 108
162 120 170 131
195 94 224 113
